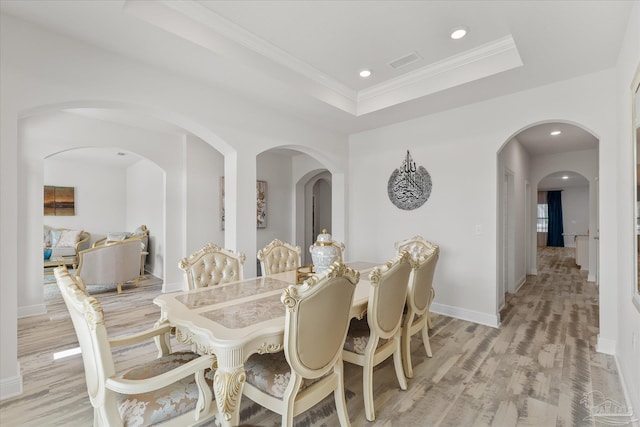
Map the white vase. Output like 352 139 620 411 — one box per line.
309 229 339 275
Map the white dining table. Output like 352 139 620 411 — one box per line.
153 261 378 427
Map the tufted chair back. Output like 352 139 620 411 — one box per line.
394 235 438 261
257 239 302 276
179 243 246 290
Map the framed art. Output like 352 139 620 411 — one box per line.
44 186 75 216
220 177 267 229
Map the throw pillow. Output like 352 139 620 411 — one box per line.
43 229 52 247
107 232 129 242
50 230 63 247
58 230 83 247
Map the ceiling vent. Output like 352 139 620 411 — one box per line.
388 52 422 69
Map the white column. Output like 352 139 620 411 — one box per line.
224 149 257 278
0 101 22 399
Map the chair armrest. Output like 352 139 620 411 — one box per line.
105 354 215 394
76 232 91 253
109 324 172 348
92 237 107 248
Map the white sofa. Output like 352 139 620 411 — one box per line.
43 225 91 260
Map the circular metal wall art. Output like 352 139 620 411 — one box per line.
387 150 432 210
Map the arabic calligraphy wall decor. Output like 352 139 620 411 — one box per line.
387 150 432 210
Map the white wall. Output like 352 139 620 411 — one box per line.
44 156 127 238
126 159 164 276
614 0 640 414
257 151 294 268
561 186 590 247
185 135 224 257
498 137 531 294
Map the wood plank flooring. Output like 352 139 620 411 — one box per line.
0 247 631 426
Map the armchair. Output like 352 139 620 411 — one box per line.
53 266 217 426
93 225 149 276
75 239 143 294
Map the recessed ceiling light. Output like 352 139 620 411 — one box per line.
550 130 562 136
562 176 569 180
450 26 468 40
359 69 372 78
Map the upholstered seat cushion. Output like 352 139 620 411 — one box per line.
343 318 387 355
116 352 214 427
244 352 322 399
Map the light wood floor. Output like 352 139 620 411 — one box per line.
0 247 629 426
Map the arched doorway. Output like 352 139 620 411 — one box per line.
497 122 599 311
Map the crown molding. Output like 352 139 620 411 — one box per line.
356 35 523 116
160 0 357 102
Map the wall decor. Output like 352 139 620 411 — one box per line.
387 150 432 210
220 177 267 229
44 186 75 216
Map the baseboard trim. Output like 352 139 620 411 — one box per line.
431 302 500 328
0 362 22 401
596 334 616 355
17 304 46 318
613 354 640 424
513 275 526 293
163 282 182 293
587 272 596 282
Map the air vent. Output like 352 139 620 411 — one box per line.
388 52 422 69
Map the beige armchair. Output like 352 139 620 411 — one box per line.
257 239 302 276
53 266 217 426
75 239 143 294
178 243 246 290
342 251 411 421
93 225 149 276
395 235 438 328
242 262 359 427
402 247 439 378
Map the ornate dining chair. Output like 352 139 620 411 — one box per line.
242 262 360 427
178 243 246 290
53 266 217 426
395 235 439 328
342 251 412 421
402 248 439 378
257 238 302 275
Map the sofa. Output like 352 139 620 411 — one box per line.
92 225 149 276
43 225 91 263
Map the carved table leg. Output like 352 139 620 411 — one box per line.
213 365 246 426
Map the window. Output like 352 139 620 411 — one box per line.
537 203 549 232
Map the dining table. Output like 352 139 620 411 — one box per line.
153 261 378 427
